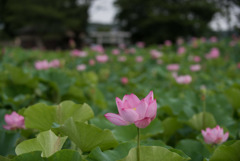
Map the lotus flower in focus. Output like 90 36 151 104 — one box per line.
201 125 229 144
105 91 157 128
3 111 25 130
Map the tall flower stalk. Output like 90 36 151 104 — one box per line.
137 128 140 161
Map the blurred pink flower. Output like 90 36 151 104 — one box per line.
167 64 180 71
201 125 229 144
96 55 108 63
89 59 95 66
118 56 127 62
205 48 220 59
125 47 136 54
237 63 240 69
104 91 157 128
3 112 25 130
157 59 163 64
112 49 120 55
176 38 184 45
175 75 192 84
190 64 201 72
193 56 201 62
136 56 143 62
150 50 162 59
164 40 172 46
91 45 105 53
210 36 218 43
177 46 186 55
136 41 145 48
49 59 60 68
119 43 126 49
35 60 49 70
76 64 86 71
70 49 87 57
121 77 128 85
201 37 206 43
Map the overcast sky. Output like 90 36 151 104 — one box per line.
88 0 240 31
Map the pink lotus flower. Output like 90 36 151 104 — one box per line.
177 47 186 55
49 59 60 68
205 48 220 59
3 112 25 130
164 40 172 46
150 50 162 59
89 59 95 66
76 64 86 71
125 48 136 54
112 49 120 55
175 75 192 84
176 38 184 45
91 45 105 53
201 37 206 43
121 77 128 85
105 91 157 128
193 56 201 62
96 55 108 63
119 43 126 49
118 56 127 62
136 41 145 48
136 56 143 62
167 64 179 71
201 125 229 144
70 49 87 57
35 60 49 70
190 64 201 72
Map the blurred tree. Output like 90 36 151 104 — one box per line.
0 0 91 48
115 0 221 44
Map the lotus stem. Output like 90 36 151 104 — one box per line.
137 127 140 161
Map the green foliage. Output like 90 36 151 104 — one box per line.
59 118 118 152
119 146 190 161
24 101 94 131
15 130 67 157
115 0 220 43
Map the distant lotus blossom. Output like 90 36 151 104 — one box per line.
237 63 240 69
121 77 128 85
229 41 236 47
112 49 120 55
176 38 184 45
118 56 127 62
172 72 178 78
3 111 25 130
49 59 60 68
175 75 192 84
69 39 76 48
76 64 86 71
136 41 145 48
201 125 229 144
167 64 179 71
193 56 201 62
89 59 95 66
210 36 218 43
126 48 136 54
35 60 50 70
201 37 206 43
157 59 163 64
119 43 126 49
190 64 201 71
136 56 143 62
70 49 87 57
177 46 186 55
96 54 108 63
91 45 105 53
150 50 162 59
205 48 220 59
164 40 172 46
